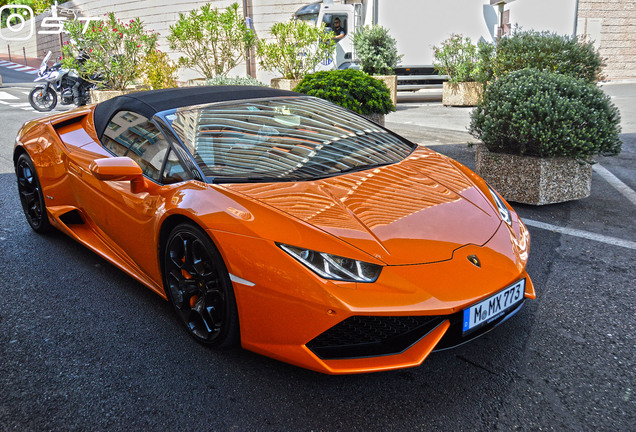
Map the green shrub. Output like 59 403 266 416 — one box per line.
492 30 604 83
168 2 256 78
257 20 335 80
139 50 178 90
294 69 394 115
469 69 621 159
352 25 401 75
201 75 267 86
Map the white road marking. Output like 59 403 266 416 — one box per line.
10 103 33 108
524 219 636 250
593 164 636 206
4 64 23 69
14 66 34 72
0 100 10 104
0 91 19 100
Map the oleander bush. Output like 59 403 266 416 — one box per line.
62 13 158 90
469 69 621 159
352 25 401 75
257 20 335 80
294 69 394 115
491 30 605 83
432 34 483 84
168 2 256 78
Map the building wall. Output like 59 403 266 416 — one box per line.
1 0 633 81
577 0 636 80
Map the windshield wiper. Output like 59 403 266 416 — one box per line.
309 162 393 180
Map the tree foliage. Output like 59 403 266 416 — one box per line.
257 20 335 80
168 2 255 78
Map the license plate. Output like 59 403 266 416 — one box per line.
462 279 525 334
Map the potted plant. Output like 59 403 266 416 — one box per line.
352 25 402 106
432 34 485 107
257 19 335 90
168 2 255 80
63 13 158 102
294 69 394 126
469 69 622 205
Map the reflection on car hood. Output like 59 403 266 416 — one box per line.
223 148 501 265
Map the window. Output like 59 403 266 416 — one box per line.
162 148 192 184
101 111 173 183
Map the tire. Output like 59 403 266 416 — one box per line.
28 86 57 112
15 153 52 233
162 223 239 347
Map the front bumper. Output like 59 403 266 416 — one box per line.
210 219 533 374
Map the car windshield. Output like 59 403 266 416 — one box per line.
162 96 415 183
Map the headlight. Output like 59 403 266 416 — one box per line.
488 186 512 225
279 244 382 283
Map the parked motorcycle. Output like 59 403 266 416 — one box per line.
28 51 94 112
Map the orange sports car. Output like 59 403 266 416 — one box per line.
14 86 534 374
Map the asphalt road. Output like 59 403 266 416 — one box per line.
0 74 634 431
0 65 38 84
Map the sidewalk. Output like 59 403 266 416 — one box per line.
386 101 476 148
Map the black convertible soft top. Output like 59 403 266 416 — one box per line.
93 85 298 139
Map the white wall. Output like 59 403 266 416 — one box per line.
373 0 577 66
509 0 578 36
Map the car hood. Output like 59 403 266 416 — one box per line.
223 148 501 265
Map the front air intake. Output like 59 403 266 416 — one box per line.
307 315 444 360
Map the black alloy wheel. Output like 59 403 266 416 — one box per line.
16 153 52 233
163 223 239 347
28 86 57 112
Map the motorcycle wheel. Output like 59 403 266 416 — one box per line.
28 87 57 112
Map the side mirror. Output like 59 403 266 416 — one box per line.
90 157 143 181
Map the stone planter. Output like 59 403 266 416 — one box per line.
442 82 484 107
270 78 303 91
90 89 142 104
373 75 397 107
360 112 385 127
475 144 592 205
